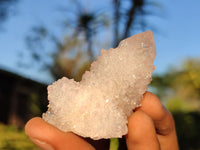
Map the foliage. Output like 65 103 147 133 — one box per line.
172 58 200 100
166 97 194 113
173 112 200 150
0 0 19 29
109 138 119 150
152 58 200 111
151 58 200 150
27 93 41 116
0 124 39 150
69 1 109 60
112 0 162 46
23 0 162 80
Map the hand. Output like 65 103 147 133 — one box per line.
25 92 179 150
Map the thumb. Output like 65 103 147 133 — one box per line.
25 117 95 150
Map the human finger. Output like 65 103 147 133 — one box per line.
138 92 179 150
126 110 160 150
25 117 95 150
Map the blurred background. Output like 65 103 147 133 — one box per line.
0 0 200 149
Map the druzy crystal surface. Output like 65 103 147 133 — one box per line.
42 31 156 140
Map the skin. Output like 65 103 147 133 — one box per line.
25 92 179 150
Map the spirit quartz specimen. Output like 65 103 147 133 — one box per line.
43 31 156 140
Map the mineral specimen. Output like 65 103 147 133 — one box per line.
42 31 156 140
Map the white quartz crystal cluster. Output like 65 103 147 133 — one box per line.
43 31 156 140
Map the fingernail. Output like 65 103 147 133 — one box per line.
30 138 54 150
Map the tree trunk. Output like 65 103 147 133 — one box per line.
113 0 121 47
86 28 94 60
123 1 136 39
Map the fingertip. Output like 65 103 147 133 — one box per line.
127 110 155 140
143 92 163 110
25 117 43 137
126 110 160 150
141 92 166 121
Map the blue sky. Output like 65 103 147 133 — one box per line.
0 0 200 84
